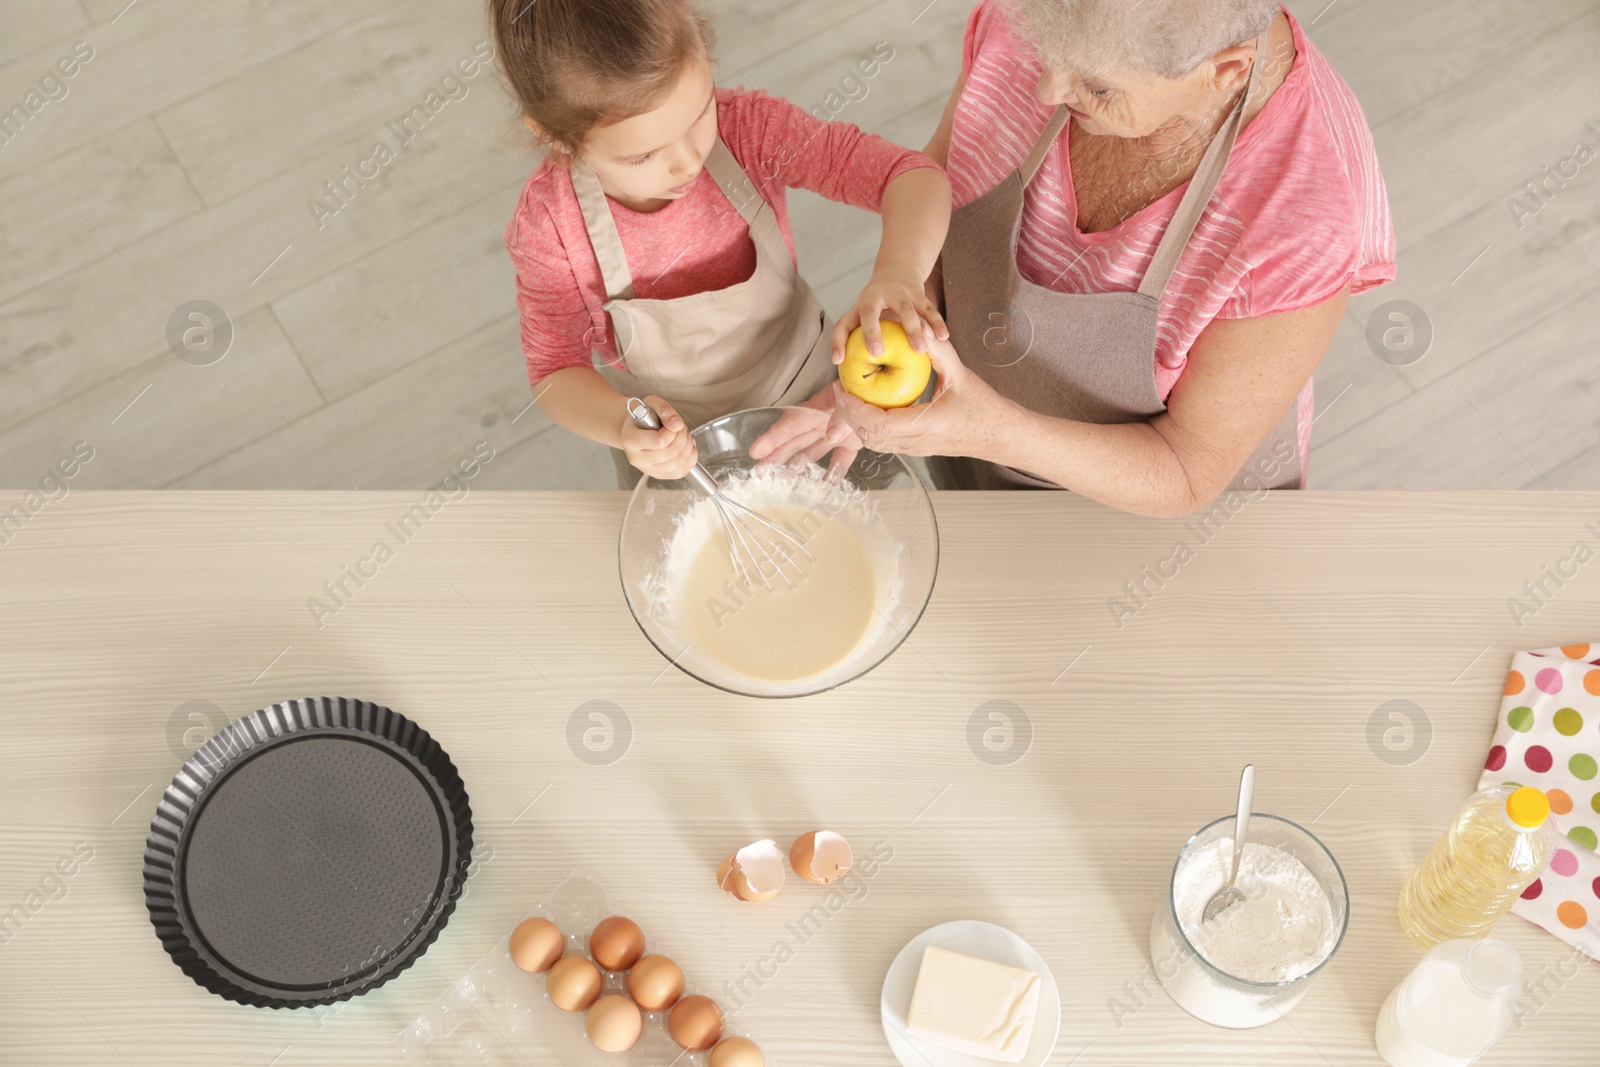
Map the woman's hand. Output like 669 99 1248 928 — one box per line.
830 264 949 364
831 334 1015 459
619 396 698 480
747 385 862 479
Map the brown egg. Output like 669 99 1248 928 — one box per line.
709 1037 765 1067
547 956 603 1012
668 994 724 1051
590 915 646 971
509 917 565 973
585 994 643 1053
627 954 685 1011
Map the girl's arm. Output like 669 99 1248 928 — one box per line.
918 73 965 315
716 90 951 359
507 199 697 481
533 367 698 480
836 165 952 361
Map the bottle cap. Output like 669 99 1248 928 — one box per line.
1461 938 1521 998
1506 786 1550 829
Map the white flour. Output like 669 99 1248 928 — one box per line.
1151 838 1338 1028
1175 839 1336 983
639 466 902 682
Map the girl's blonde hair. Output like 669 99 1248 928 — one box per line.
488 0 717 155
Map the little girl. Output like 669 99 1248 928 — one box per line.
491 0 951 486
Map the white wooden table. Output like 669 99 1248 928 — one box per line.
1 491 1595 1066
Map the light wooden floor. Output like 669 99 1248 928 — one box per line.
1 0 1597 491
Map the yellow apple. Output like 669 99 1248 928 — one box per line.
838 320 932 410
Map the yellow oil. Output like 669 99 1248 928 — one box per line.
1398 788 1553 948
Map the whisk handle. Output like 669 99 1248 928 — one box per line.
626 397 664 431
625 397 720 495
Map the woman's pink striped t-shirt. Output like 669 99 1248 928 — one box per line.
505 87 935 385
949 1 1396 469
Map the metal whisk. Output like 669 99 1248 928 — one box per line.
627 398 814 591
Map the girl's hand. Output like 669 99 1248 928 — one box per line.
832 334 1014 459
830 265 949 364
619 396 698 480
747 385 862 480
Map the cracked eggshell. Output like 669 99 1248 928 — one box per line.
789 831 852 885
716 839 785 902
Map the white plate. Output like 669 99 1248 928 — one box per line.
880 920 1061 1067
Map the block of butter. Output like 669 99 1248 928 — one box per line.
906 945 1040 1063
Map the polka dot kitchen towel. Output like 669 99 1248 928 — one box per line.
1479 643 1600 958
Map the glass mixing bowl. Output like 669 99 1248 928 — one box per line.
618 407 939 698
1150 814 1350 1029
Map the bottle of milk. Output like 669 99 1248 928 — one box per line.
1375 938 1521 1067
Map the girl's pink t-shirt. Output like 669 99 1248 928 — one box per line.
948 1 1396 471
505 87 936 385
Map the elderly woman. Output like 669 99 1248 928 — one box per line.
760 0 1394 514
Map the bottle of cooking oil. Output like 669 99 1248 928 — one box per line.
1399 785 1559 948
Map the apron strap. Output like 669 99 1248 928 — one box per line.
569 138 758 302
569 158 636 301
1137 33 1267 299
702 139 765 229
1021 107 1071 186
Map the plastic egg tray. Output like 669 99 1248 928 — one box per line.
397 872 774 1066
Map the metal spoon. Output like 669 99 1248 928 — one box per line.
1202 764 1255 923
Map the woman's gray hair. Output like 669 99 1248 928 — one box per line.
1012 0 1280 79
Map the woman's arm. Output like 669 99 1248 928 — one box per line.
1002 288 1348 513
834 286 1350 516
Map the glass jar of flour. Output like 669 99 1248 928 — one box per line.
1149 814 1350 1028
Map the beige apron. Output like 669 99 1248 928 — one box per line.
936 34 1301 492
570 140 837 487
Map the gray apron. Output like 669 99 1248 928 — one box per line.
936 34 1301 491
570 139 837 487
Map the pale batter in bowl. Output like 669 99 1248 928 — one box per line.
641 466 903 686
